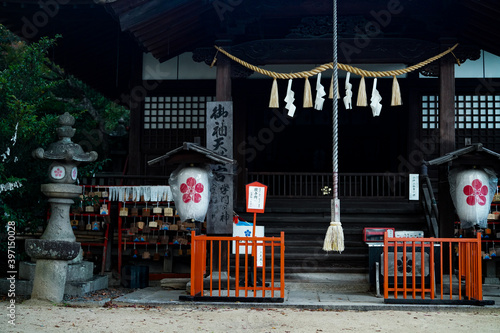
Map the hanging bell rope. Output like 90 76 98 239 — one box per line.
323 0 344 253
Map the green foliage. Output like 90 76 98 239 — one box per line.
0 25 129 260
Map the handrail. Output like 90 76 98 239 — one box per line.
420 174 439 237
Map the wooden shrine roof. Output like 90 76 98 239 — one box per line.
1 0 499 98
148 142 237 166
425 143 500 168
106 0 500 63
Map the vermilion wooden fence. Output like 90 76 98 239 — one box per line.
383 232 492 305
181 231 285 302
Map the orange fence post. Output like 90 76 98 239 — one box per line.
190 231 195 296
227 240 231 295
235 238 240 297
402 242 407 298
393 239 398 299
412 241 416 299
420 241 425 299
280 231 285 298
430 241 435 299
475 233 483 300
383 231 389 299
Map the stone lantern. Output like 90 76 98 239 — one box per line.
25 112 97 303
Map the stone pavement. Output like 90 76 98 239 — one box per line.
112 273 500 311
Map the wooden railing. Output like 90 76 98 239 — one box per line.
382 232 491 305
247 172 409 199
181 231 285 302
84 172 410 199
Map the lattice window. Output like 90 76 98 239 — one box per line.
421 95 500 129
420 94 500 158
143 96 214 129
421 95 439 129
142 95 214 152
456 95 500 129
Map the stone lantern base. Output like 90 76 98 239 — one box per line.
0 260 108 298
0 260 108 296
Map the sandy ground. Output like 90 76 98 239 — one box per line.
1 302 500 333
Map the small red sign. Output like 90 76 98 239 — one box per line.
246 182 268 214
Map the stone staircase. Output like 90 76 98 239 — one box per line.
237 198 428 275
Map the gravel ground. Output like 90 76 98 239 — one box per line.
1 303 500 333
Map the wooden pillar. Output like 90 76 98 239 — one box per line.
407 71 420 162
127 52 144 178
439 52 456 155
438 46 456 239
216 54 232 102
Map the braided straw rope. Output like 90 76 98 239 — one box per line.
214 43 458 79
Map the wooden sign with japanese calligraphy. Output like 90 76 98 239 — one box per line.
246 182 268 214
206 101 233 234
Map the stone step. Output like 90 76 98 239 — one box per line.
285 273 370 292
0 275 108 297
20 260 95 282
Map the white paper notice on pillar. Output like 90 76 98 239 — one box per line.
232 225 264 267
409 174 419 201
206 101 233 234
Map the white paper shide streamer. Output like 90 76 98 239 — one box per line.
370 78 382 117
108 186 173 202
284 79 296 117
314 73 326 110
343 72 352 109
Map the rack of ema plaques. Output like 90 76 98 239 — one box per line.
113 186 204 277
45 185 111 275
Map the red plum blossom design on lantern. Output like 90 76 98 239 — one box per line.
180 177 204 203
463 179 488 206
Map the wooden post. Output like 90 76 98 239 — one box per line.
439 51 455 156
127 52 144 179
216 54 232 102
438 46 456 241
407 71 420 163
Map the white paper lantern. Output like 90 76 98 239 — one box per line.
169 166 211 222
449 168 496 229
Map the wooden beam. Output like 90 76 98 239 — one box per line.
229 38 441 65
216 54 232 102
118 0 200 31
